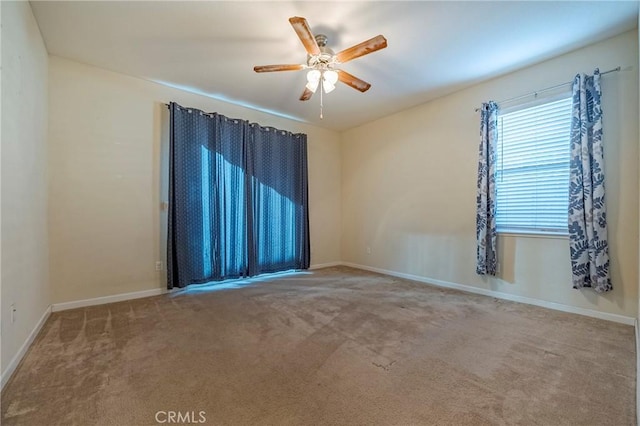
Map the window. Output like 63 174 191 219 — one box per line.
495 95 572 235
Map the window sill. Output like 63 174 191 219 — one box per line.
497 231 569 240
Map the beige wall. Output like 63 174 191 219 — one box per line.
341 30 639 319
48 56 341 304
41 26 640 320
1 2 50 375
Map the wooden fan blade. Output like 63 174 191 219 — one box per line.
254 64 305 73
289 16 320 56
336 35 387 64
338 70 371 92
299 87 314 101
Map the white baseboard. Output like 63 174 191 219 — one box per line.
51 288 166 312
342 262 635 326
51 266 343 311
1 305 51 390
635 318 640 426
309 261 342 270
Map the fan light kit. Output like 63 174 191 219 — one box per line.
254 17 388 118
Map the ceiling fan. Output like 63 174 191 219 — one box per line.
254 17 388 102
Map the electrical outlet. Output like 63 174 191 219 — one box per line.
366 246 371 255
155 261 163 271
10 303 16 323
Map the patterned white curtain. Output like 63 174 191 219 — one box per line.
476 101 499 275
568 69 612 292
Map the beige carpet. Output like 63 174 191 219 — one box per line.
1 266 635 425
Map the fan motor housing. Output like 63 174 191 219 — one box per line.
308 34 335 69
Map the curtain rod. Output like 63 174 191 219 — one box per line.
474 66 621 112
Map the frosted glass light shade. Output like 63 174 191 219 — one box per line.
323 70 338 85
306 70 321 93
322 70 338 93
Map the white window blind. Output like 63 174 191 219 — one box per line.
496 95 572 235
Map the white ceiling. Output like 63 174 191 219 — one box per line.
31 1 638 131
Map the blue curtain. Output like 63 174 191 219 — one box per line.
476 101 499 275
167 103 310 289
568 69 612 292
246 124 310 276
